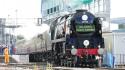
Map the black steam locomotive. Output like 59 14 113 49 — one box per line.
29 10 104 67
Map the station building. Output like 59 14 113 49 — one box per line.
41 0 110 22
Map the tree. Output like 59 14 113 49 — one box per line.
80 0 93 4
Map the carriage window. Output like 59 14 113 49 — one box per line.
47 9 50 14
54 7 56 12
50 8 53 13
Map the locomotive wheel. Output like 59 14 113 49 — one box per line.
63 59 67 66
89 63 94 68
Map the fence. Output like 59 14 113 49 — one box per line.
114 54 125 68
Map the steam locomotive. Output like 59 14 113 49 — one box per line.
19 9 104 67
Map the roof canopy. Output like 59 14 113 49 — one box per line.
111 17 125 24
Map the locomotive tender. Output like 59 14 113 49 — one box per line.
28 9 104 67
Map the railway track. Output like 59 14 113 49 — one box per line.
0 63 125 70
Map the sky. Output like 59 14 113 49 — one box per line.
110 0 125 18
0 0 46 40
0 0 41 18
0 0 125 40
1 0 125 18
0 0 125 18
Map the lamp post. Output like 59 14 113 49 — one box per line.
8 14 11 49
15 9 18 27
